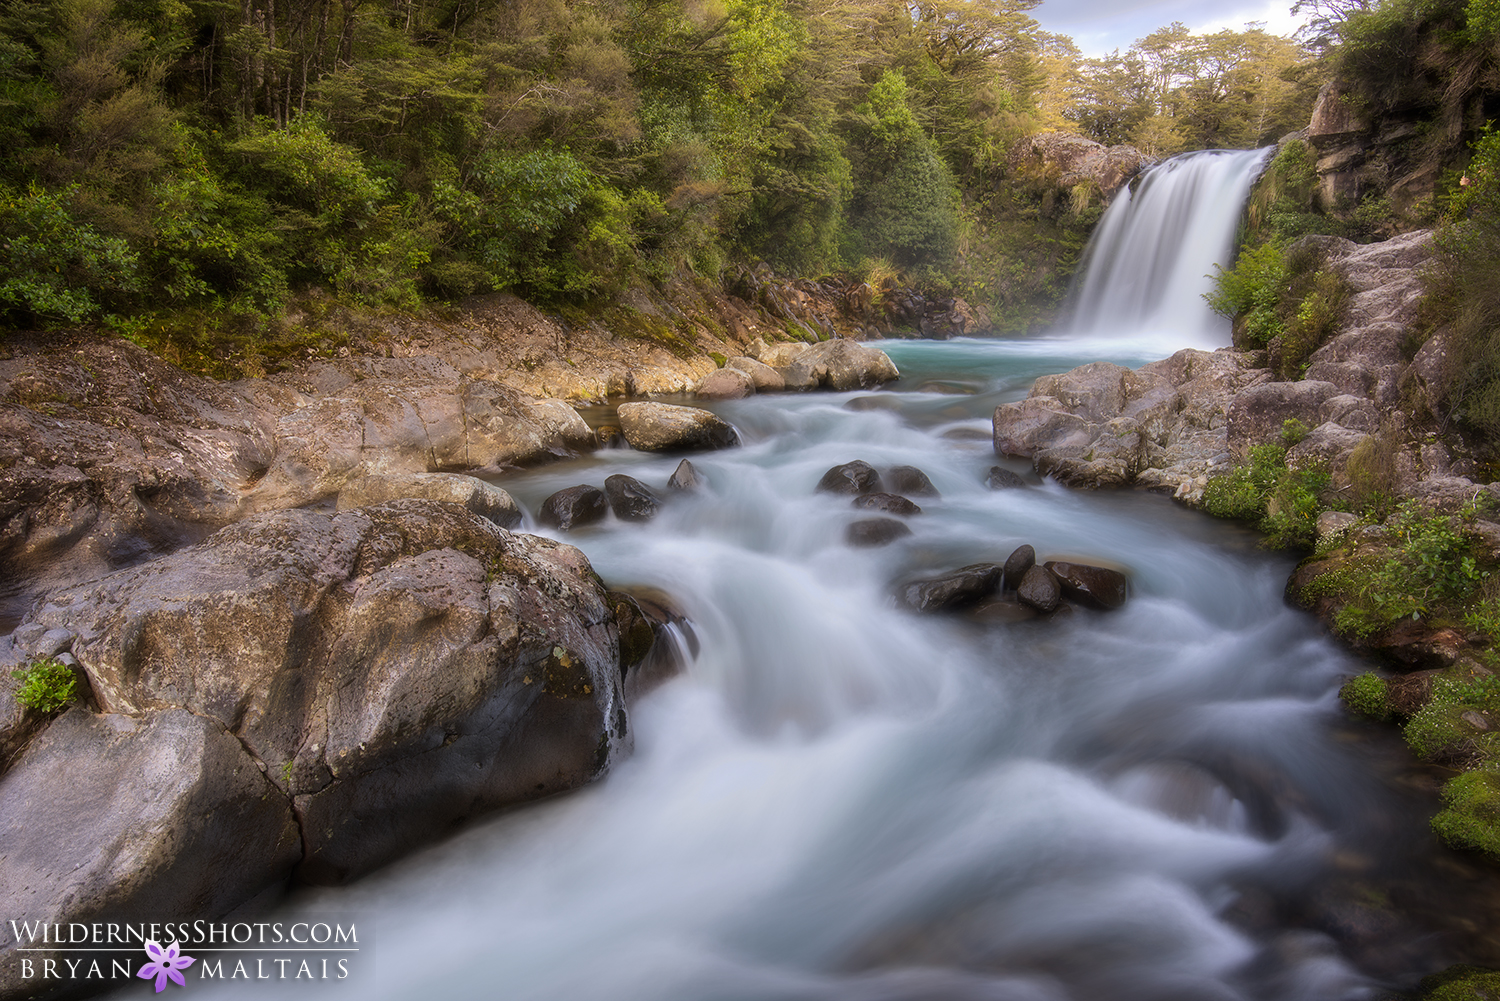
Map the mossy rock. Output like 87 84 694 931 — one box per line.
1341 672 1393 721
1417 963 1500 999
1432 771 1500 859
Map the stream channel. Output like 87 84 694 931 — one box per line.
199 332 1500 1001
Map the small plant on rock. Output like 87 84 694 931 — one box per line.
11 657 79 713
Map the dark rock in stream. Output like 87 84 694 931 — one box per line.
888 465 940 497
16 500 630 888
847 518 912 547
986 466 1027 490
1016 564 1063 613
604 474 662 522
540 484 610 530
668 459 703 492
1002 545 1036 590
851 493 922 516
895 563 1003 612
1045 561 1129 610
817 460 882 495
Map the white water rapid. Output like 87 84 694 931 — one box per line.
190 339 1470 1001
1064 148 1272 349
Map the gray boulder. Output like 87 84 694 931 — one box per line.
726 357 785 392
617 402 740 452
697 368 756 400
540 485 610 530
24 500 629 885
0 707 301 995
337 472 522 528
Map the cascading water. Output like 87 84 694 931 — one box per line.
191 341 1496 1001
1063 148 1272 347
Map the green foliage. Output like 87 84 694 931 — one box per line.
0 183 141 323
1432 769 1500 856
1206 241 1288 348
1206 238 1347 376
1317 502 1488 638
11 657 79 713
1201 443 1330 549
1340 672 1393 720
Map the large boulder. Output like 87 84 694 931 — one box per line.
726 357 785 392
770 340 900 392
1009 131 1153 201
617 402 740 452
337 472 522 528
0 708 302 998
993 349 1267 492
22 500 630 885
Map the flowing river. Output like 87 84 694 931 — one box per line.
189 151 1500 1000
195 332 1496 1001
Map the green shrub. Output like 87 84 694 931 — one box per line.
11 658 79 713
1347 503 1485 634
1201 443 1330 549
1431 769 1500 857
1340 672 1393 720
0 183 141 324
1206 241 1287 349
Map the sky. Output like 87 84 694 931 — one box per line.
1034 0 1308 56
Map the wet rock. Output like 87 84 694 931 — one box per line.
24 500 628 885
968 594 1040 625
1044 560 1128 610
986 466 1026 490
697 368 756 400
1003 545 1036 590
726 357 785 392
337 472 523 529
895 563 1003 613
888 465 939 497
604 474 662 522
847 518 912 547
817 460 882 495
596 424 624 448
804 340 900 391
617 402 740 452
667 459 703 492
852 493 922 516
1016 564 1063 613
540 484 610 531
0 707 301 986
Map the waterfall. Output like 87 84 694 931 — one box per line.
1064 147 1272 346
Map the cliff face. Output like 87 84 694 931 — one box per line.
1303 80 1444 226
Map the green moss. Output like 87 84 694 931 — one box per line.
1418 964 1500 1000
709 352 727 367
1340 672 1393 720
1432 770 1500 858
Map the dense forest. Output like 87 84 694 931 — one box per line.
0 0 1332 345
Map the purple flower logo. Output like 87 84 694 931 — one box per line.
138 940 195 992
